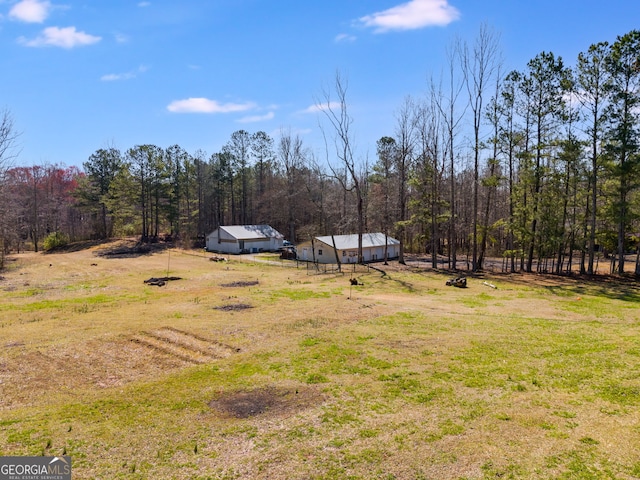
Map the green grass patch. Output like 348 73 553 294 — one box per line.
460 292 494 308
270 288 334 301
596 383 640 406
14 293 122 312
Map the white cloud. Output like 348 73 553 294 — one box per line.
19 26 101 48
358 0 460 33
238 111 275 123
167 98 256 114
101 65 148 82
302 102 342 114
101 73 130 82
335 33 356 43
9 0 51 23
114 32 129 44
138 1 151 6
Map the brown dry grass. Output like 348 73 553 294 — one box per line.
1 240 640 479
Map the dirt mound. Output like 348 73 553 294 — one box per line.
43 239 112 254
209 386 325 419
95 239 172 258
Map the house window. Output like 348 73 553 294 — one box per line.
318 249 323 255
342 251 346 256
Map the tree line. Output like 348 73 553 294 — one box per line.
1 28 639 275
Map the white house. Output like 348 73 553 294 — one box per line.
206 225 284 254
297 233 400 264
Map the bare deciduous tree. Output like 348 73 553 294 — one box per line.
460 23 502 271
0 108 21 266
394 96 417 264
0 109 20 175
431 45 466 269
318 72 365 263
278 129 307 243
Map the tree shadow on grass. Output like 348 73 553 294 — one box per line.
43 238 114 254
542 276 640 303
95 239 172 258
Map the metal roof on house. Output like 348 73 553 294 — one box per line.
219 225 284 240
315 233 399 250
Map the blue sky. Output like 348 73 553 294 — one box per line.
1 0 639 168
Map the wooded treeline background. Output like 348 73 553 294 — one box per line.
1 28 639 275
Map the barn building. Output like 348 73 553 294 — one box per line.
297 233 399 264
205 225 284 254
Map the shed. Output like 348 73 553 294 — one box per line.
206 225 284 254
297 233 399 264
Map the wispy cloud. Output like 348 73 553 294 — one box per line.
335 33 356 43
167 98 256 114
301 102 342 114
19 26 102 48
114 32 129 44
138 1 151 7
101 73 133 82
101 65 149 82
9 0 51 23
358 0 460 33
238 111 275 123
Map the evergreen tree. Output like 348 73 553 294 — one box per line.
604 30 640 274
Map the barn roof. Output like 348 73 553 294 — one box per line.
315 233 399 250
219 225 283 240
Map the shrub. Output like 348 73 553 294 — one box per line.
43 232 68 251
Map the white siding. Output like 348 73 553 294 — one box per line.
299 234 399 264
206 225 284 254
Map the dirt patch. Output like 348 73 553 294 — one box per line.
214 304 253 311
0 338 192 408
0 327 242 408
220 280 259 287
209 385 325 419
130 327 240 364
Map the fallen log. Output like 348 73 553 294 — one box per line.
446 276 467 288
144 276 182 286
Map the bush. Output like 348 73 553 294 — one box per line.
43 232 68 251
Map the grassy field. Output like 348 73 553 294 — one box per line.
1 240 639 479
